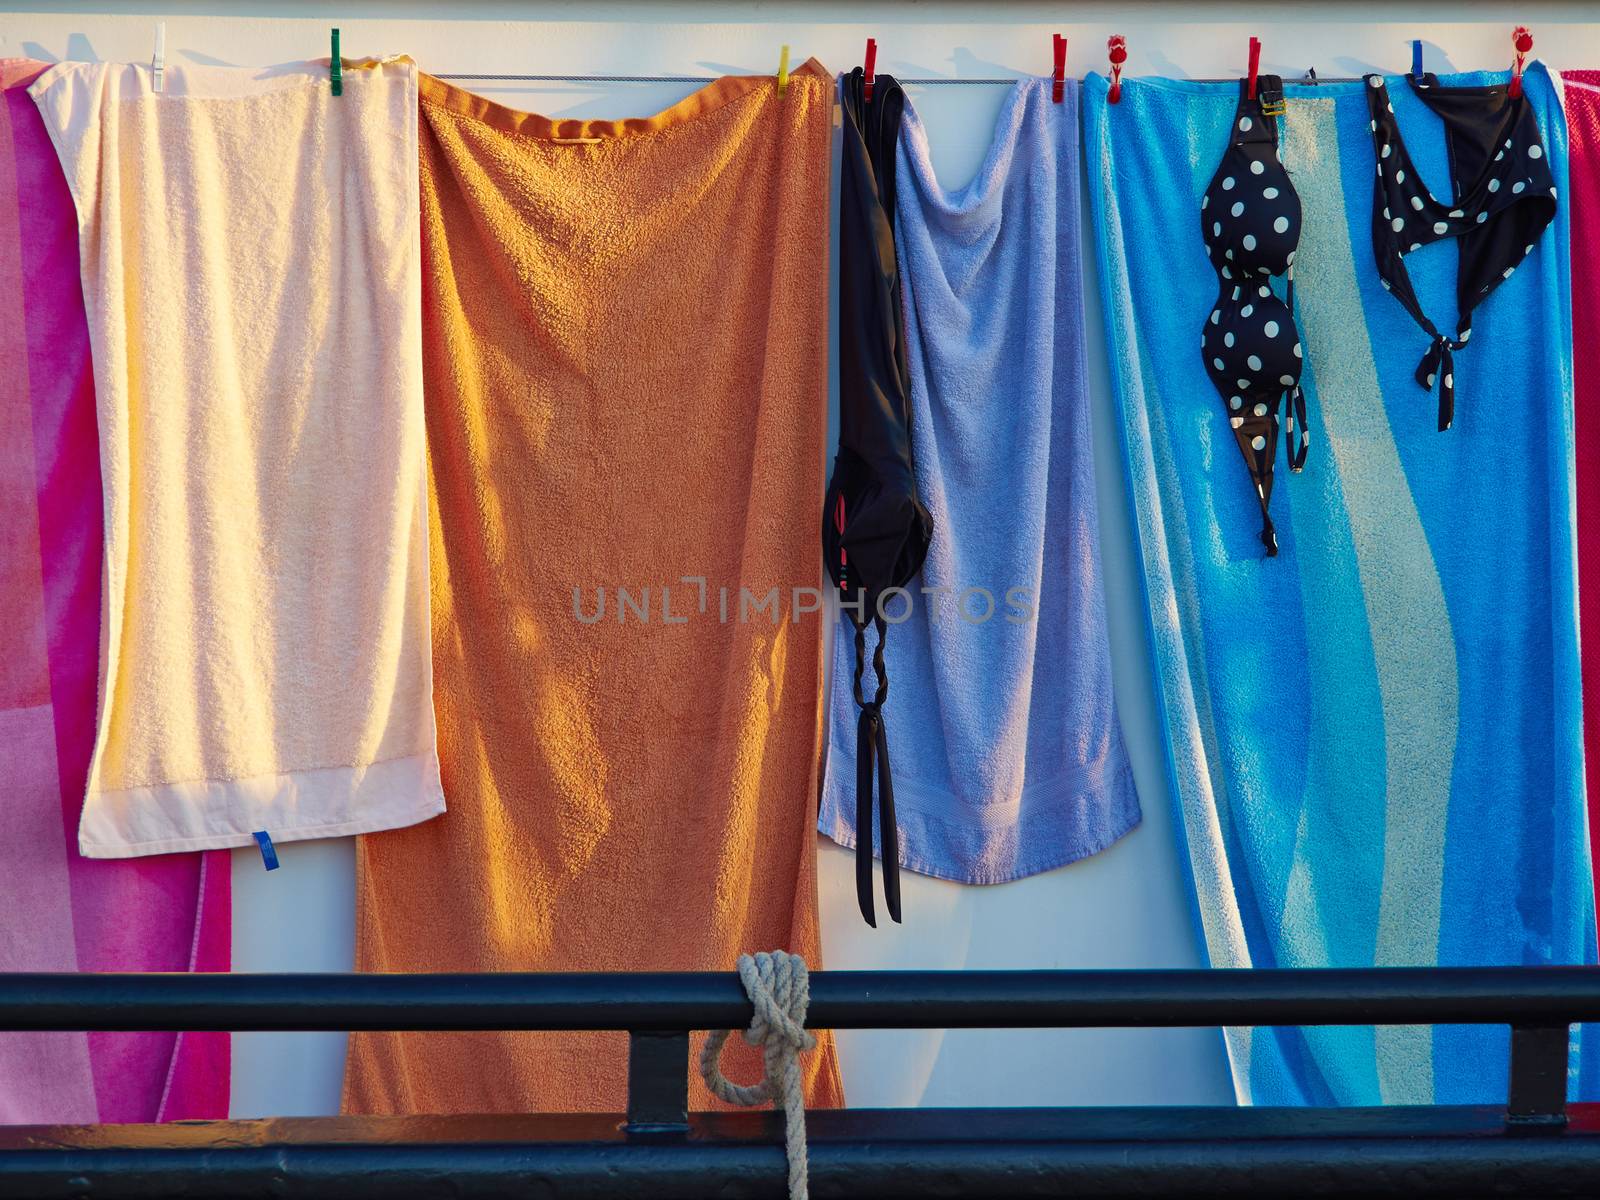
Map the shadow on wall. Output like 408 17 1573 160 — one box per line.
21 32 95 62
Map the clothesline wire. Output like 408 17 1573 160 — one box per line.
435 73 1018 83
1196 76 1364 84
436 72 1367 85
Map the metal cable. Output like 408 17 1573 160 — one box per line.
433 73 1367 85
434 73 1025 83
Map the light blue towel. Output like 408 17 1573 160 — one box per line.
1085 63 1598 1105
820 78 1140 885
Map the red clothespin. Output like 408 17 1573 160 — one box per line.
1509 25 1533 99
863 37 878 103
1247 35 1261 100
1051 33 1067 103
1107 35 1127 103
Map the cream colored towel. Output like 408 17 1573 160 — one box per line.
30 58 443 858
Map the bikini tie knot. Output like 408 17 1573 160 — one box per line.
1415 334 1457 432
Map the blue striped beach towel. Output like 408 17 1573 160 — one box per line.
1084 63 1598 1106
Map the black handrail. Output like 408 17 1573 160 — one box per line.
4 967 1600 1198
2 965 1598 1030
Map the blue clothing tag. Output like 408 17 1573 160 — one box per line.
252 830 280 871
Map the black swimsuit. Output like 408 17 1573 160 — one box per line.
825 67 934 928
1364 72 1556 431
1199 75 1308 556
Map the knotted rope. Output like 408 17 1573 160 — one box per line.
699 951 816 1200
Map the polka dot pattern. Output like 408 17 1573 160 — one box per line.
1363 70 1558 432
1199 73 1309 556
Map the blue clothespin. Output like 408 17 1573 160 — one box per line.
331 28 342 96
1411 39 1424 77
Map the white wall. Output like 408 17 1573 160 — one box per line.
8 0 1599 1119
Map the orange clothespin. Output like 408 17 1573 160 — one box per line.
863 37 878 103
1509 25 1533 99
1107 34 1127 103
1247 35 1261 100
1051 33 1067 103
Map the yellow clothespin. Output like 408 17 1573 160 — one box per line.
777 44 791 96
151 21 166 93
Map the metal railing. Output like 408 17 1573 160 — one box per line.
2 966 1600 1198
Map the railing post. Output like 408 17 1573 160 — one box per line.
1506 1023 1569 1130
624 1029 690 1133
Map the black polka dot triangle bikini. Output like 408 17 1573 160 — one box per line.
1200 71 1557 557
1200 74 1307 557
1365 71 1556 432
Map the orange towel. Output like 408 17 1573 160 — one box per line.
343 62 843 1114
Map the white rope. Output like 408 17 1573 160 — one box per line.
699 951 816 1200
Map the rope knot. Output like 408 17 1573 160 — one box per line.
700 951 815 1200
739 953 817 1057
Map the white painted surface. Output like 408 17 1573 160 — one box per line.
5 0 1594 1118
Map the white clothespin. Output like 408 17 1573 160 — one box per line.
151 21 166 93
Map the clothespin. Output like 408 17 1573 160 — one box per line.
1107 34 1127 103
1411 39 1424 77
252 831 280 872
777 44 791 96
863 37 877 103
834 494 850 592
151 21 166 93
1509 25 1533 99
1247 35 1261 101
1051 33 1067 103
330 27 342 96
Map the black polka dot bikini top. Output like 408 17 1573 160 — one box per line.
1200 75 1307 557
1364 71 1557 431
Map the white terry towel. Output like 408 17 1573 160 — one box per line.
31 57 444 858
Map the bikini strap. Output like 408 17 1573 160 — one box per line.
849 615 901 927
1283 275 1310 473
1415 332 1459 432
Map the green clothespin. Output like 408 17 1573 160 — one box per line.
331 27 342 96
777 44 791 97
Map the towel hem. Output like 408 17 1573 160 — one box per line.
77 751 446 858
417 58 827 142
819 757 1142 885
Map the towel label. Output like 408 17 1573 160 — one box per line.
252 830 280 871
